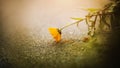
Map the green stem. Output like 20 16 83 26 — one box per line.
59 8 112 31
59 19 84 30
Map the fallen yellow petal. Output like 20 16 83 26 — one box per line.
48 28 61 42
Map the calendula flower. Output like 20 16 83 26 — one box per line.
48 28 61 42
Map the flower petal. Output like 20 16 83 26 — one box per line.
48 28 61 42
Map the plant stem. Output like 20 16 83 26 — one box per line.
59 10 112 31
59 19 84 30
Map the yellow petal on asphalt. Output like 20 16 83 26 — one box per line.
48 28 61 42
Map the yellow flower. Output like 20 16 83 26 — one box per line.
48 28 61 42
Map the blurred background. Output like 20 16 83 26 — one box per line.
1 0 110 41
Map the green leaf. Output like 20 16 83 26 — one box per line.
83 8 100 12
71 17 84 27
71 17 83 21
